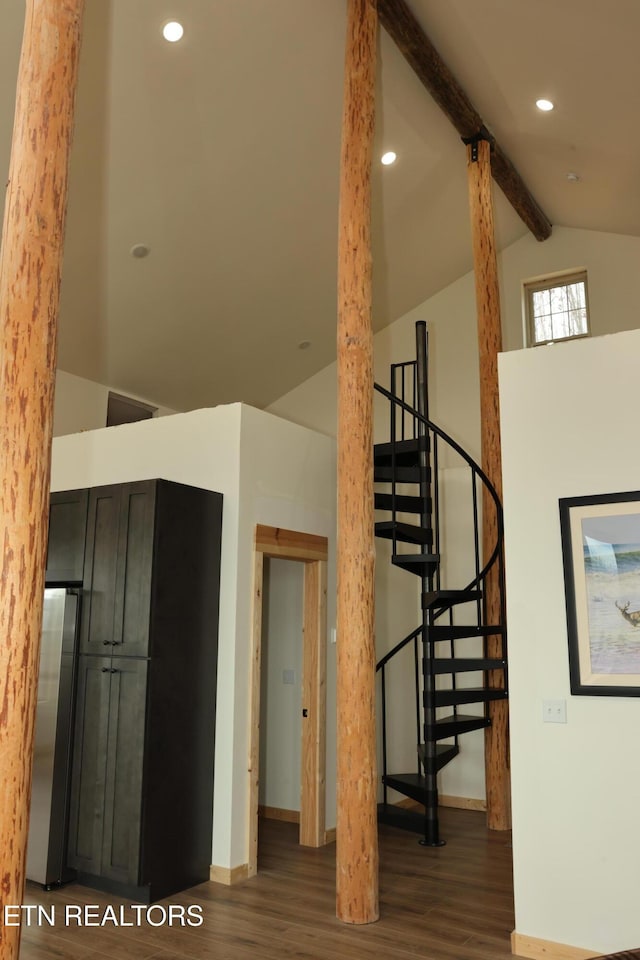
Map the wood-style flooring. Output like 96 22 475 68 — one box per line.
19 808 516 960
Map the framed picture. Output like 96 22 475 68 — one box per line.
560 491 640 697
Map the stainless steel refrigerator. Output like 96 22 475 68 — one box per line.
26 588 80 888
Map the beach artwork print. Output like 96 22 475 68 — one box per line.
560 492 640 696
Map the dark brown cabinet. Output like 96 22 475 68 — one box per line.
68 655 147 886
79 482 155 658
66 479 223 902
46 489 89 584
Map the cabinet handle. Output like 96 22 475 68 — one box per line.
101 667 119 674
101 667 110 673
102 640 117 646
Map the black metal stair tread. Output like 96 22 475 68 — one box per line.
425 624 505 641
422 589 481 609
374 465 429 484
375 520 433 546
373 437 428 466
383 765 459 805
375 493 426 514
430 687 508 707
425 713 491 740
416 743 459 768
391 553 440 575
431 657 507 674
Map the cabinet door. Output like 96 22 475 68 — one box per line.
46 489 88 584
112 482 156 658
100 658 147 885
80 487 121 654
66 656 111 874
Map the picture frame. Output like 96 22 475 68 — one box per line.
560 490 640 697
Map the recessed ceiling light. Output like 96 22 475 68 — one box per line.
381 151 397 166
298 340 312 350
535 98 554 112
162 21 184 42
566 172 581 183
130 243 150 259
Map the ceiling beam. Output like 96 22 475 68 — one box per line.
377 0 552 241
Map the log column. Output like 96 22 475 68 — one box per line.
466 137 511 832
336 0 379 925
0 3 85 958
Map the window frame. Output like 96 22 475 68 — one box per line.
524 270 590 347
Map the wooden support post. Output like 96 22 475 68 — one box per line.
0 3 85 958
466 138 511 832
336 0 379 926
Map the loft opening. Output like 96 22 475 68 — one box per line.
106 391 157 427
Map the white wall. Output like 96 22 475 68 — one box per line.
501 329 640 955
51 405 243 870
500 228 640 352
237 404 336 848
50 402 336 871
53 369 176 437
269 280 485 801
54 227 640 445
268 226 640 806
269 227 640 457
259 558 304 812
51 223 638 872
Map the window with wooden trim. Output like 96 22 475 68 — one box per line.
525 271 590 346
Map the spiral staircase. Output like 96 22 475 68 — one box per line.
374 321 507 846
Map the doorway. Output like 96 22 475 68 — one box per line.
259 558 303 825
248 525 328 877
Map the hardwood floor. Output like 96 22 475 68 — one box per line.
19 808 516 960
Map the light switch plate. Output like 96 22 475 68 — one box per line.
542 699 567 723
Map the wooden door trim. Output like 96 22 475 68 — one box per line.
248 526 328 877
300 559 327 846
254 525 328 561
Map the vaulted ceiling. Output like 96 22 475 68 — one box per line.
1 1 638 411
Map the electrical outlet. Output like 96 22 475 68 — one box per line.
282 669 295 685
542 699 567 723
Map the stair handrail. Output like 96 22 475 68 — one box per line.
373 380 504 609
376 624 422 672
375 337 506 845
